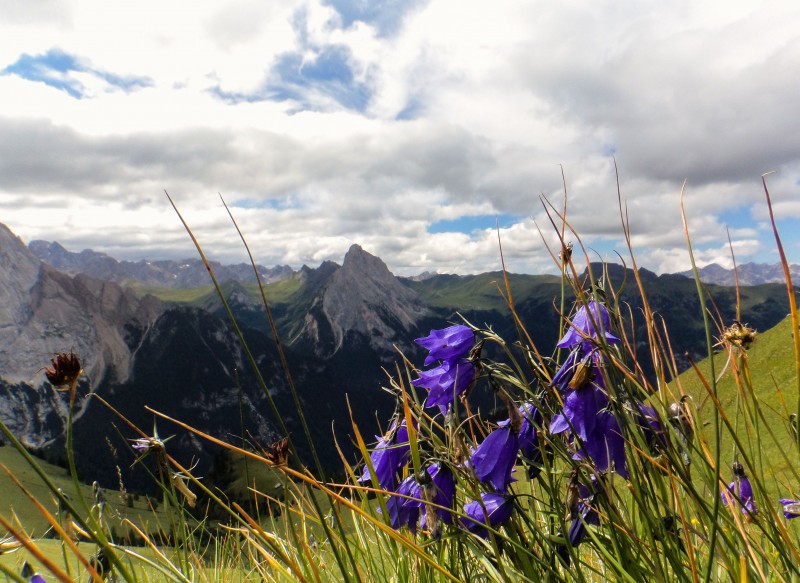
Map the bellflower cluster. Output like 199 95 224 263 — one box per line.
412 325 477 414
464 402 542 538
550 301 629 477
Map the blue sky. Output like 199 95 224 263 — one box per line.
0 0 798 275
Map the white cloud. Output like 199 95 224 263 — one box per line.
1 0 799 276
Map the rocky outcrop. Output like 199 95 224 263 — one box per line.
0 224 163 445
322 245 427 353
288 245 428 356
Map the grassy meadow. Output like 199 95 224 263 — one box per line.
2 188 800 582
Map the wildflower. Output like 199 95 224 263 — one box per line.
722 462 757 517
386 475 422 533
501 402 541 461
557 301 619 350
261 436 290 466
415 324 474 366
412 358 476 414
636 404 666 450
779 499 800 519
90 548 112 581
471 425 519 491
461 492 513 538
21 561 47 583
386 463 457 535
359 419 411 490
550 381 607 442
557 477 602 564
668 398 693 466
551 348 583 393
566 501 600 549
130 436 166 456
44 351 82 387
559 241 573 265
576 411 628 478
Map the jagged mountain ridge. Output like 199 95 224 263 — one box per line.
679 262 800 286
29 239 294 288
286 244 428 356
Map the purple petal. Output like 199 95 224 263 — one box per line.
415 325 474 365
471 426 519 491
461 493 513 538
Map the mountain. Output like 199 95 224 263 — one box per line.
28 239 294 288
0 224 163 449
2 223 798 495
285 244 428 357
678 262 800 286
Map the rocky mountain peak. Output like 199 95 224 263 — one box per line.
319 244 427 354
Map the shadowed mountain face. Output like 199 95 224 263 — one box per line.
2 223 797 492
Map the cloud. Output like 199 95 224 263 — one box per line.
1 0 799 276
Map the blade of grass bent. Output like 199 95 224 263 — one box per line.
216 194 360 579
165 192 357 580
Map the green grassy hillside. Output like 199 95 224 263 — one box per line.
0 446 163 539
674 315 800 499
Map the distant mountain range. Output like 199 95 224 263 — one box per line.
679 262 800 286
28 239 295 288
1 223 797 494
27 236 800 288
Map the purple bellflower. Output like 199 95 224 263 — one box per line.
550 383 608 443
359 419 411 490
471 425 519 491
722 462 757 516
21 562 47 583
557 501 600 564
636 404 666 450
557 477 603 564
412 358 476 414
779 499 800 519
385 474 422 533
557 301 619 350
575 411 628 478
461 492 514 538
385 463 456 533
420 463 456 528
500 402 541 461
415 324 474 366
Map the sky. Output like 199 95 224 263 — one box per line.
1 0 799 276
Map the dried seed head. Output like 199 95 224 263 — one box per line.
45 351 82 388
721 321 757 351
559 242 574 265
